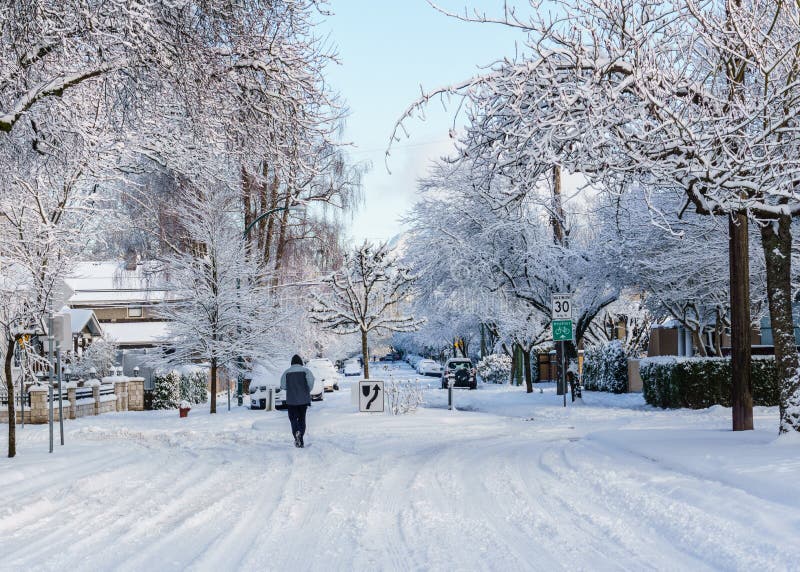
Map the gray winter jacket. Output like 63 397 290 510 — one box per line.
280 365 315 406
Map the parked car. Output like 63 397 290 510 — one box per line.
306 358 340 392
442 358 477 390
416 359 442 377
249 383 278 410
343 359 361 376
381 351 401 362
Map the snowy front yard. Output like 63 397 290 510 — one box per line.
2 363 799 571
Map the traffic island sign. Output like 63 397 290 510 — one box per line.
358 380 384 412
552 319 573 342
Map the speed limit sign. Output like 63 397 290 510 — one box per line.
552 293 573 320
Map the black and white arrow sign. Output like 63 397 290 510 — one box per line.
358 381 384 413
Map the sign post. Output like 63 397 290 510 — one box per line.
552 294 574 408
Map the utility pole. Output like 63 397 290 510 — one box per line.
47 306 54 454
726 0 753 431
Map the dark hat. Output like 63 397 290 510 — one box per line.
291 354 303 366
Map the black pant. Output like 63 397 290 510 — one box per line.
287 404 308 437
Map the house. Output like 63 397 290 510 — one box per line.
64 308 104 354
648 320 765 358
64 260 174 350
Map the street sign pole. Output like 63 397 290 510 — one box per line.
57 343 64 445
562 340 567 408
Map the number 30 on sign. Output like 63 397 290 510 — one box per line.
552 294 572 320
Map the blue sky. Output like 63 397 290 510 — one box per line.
318 1 525 243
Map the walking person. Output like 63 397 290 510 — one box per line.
280 354 315 448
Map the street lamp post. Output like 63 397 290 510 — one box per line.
236 204 303 406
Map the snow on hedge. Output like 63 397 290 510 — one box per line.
583 340 628 393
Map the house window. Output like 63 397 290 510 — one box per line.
127 306 143 318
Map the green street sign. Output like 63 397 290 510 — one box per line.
552 320 573 342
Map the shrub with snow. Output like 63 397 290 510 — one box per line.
583 341 628 393
476 354 512 384
179 370 208 404
152 371 181 410
385 380 424 415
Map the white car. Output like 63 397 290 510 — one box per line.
416 359 442 376
306 358 340 392
249 383 279 410
343 359 361 376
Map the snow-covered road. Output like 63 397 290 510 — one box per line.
2 362 799 571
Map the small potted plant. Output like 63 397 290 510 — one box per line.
179 400 191 418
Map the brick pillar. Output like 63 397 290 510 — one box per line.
67 386 76 420
115 379 129 411
28 385 49 424
128 377 145 411
92 383 100 416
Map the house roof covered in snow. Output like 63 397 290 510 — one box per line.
64 308 103 336
65 261 173 307
101 321 172 346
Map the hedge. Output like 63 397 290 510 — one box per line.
583 341 628 393
152 370 208 410
640 356 779 409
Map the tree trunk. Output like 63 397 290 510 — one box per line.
361 329 370 380
514 344 524 386
273 193 292 274
5 338 16 458
523 347 533 393
210 357 218 414
729 211 753 431
551 165 565 245
263 173 280 266
509 344 518 385
713 312 725 357
690 329 708 357
760 214 800 433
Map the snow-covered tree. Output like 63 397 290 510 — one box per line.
154 188 282 414
0 88 115 457
310 242 423 379
394 0 800 433
69 336 119 380
404 158 619 391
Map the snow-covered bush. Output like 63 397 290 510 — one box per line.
641 357 779 409
385 380 424 415
152 371 181 410
71 336 119 379
583 341 628 393
179 370 208 404
476 354 512 384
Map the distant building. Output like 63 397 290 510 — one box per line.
63 308 104 354
64 261 175 349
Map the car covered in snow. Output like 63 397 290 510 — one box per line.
343 359 361 376
416 359 442 377
441 358 477 390
306 358 340 392
249 383 278 410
